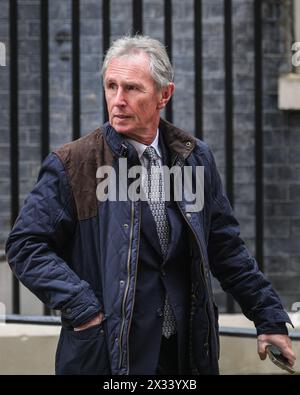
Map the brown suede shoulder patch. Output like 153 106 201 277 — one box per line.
55 128 114 220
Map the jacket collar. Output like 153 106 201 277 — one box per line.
159 118 196 160
126 129 162 161
103 122 139 163
103 118 197 162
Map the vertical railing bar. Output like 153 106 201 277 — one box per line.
254 0 264 272
72 0 81 140
224 0 234 207
9 0 20 315
102 0 110 123
194 0 203 139
224 0 235 313
41 0 49 162
41 0 51 315
164 0 173 123
133 0 143 35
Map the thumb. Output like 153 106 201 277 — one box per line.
259 350 267 360
257 342 268 360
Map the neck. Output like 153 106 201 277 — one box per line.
126 128 158 146
136 134 156 145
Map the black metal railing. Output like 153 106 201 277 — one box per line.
133 0 143 35
194 0 203 140
9 0 20 315
102 0 110 123
224 0 235 313
41 0 49 162
72 0 81 141
7 0 265 315
254 0 264 273
3 314 300 342
164 0 173 123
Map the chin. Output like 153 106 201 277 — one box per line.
112 124 128 133
113 126 132 137
112 122 133 135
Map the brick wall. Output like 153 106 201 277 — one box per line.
262 0 300 309
0 0 299 312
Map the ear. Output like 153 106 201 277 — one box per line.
157 83 175 110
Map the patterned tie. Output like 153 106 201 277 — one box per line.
143 146 177 339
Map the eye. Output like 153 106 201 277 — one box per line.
127 85 138 91
107 82 117 90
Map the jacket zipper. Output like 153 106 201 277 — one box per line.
118 201 135 369
172 154 209 294
176 203 210 332
125 201 141 374
174 162 211 362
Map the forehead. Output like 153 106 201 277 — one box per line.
105 52 154 83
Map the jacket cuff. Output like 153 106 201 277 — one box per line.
254 309 293 332
256 322 289 336
60 287 102 328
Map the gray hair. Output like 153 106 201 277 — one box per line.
101 35 174 89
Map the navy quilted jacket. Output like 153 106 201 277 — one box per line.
6 119 291 375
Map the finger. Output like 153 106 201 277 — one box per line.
279 344 296 366
257 344 267 360
259 351 267 361
268 344 296 367
284 350 297 367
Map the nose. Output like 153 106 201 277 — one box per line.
114 87 126 107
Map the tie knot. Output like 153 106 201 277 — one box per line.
143 146 159 162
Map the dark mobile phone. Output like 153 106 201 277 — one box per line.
266 345 295 374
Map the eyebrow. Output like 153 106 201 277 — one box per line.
105 78 145 89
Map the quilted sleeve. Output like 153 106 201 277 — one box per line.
205 147 292 333
5 152 102 327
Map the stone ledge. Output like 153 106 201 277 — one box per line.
0 323 61 337
220 313 300 330
0 322 299 374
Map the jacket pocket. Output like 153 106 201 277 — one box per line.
55 323 110 375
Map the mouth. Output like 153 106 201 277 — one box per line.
113 115 131 120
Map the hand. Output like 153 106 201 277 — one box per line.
257 333 296 367
74 312 104 332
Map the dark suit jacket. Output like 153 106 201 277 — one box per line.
128 131 191 374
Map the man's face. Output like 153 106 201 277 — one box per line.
104 52 173 144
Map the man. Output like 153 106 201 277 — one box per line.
6 35 296 375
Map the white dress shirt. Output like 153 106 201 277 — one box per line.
126 129 162 167
126 129 163 198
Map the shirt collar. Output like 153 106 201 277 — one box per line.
126 129 162 160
